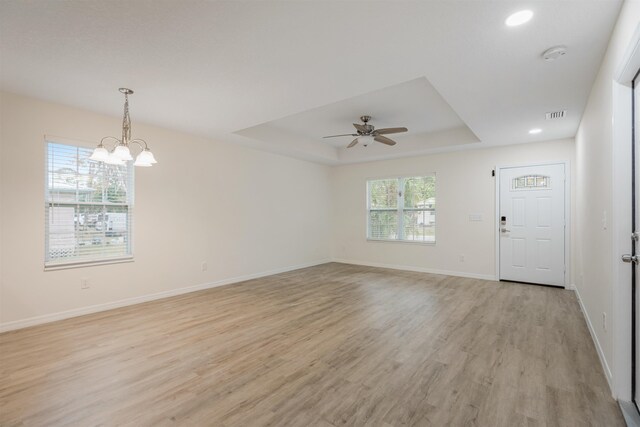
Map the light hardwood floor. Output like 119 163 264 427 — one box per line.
0 263 624 426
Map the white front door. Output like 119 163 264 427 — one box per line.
499 163 566 287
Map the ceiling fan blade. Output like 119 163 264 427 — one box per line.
323 133 358 138
374 127 408 135
374 135 396 146
353 123 367 133
347 138 359 148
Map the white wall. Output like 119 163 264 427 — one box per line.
0 91 577 331
331 139 575 280
574 0 640 394
0 92 332 329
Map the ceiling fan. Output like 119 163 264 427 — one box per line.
323 115 408 148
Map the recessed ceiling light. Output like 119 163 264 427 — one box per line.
506 10 533 27
529 128 542 134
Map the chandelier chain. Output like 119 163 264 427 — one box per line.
122 92 131 144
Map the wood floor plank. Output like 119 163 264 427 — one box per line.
0 263 624 426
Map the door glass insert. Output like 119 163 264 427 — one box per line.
512 175 550 190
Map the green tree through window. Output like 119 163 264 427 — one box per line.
367 176 435 242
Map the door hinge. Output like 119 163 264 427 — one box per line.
632 232 639 242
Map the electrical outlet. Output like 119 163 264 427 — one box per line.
81 278 90 289
459 254 465 262
602 312 607 331
201 262 208 272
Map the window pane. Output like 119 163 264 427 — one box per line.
48 206 76 260
47 143 80 202
46 141 133 265
367 175 436 243
403 210 435 242
512 174 551 190
104 164 130 203
369 179 398 209
47 204 130 262
369 211 398 240
48 143 131 204
403 176 435 209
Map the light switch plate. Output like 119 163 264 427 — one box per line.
469 214 483 222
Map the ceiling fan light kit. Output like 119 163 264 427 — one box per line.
90 88 158 167
323 115 408 148
358 135 375 147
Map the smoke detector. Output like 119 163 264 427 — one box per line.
542 45 567 62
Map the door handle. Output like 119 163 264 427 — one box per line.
501 227 511 233
622 254 638 264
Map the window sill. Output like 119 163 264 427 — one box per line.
367 239 436 246
44 256 134 271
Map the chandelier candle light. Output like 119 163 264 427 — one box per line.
90 88 157 167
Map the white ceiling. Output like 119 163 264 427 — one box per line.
0 1 622 165
236 77 480 160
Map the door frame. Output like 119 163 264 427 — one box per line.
494 161 571 288
611 23 640 402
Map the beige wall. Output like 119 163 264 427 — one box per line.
331 139 576 280
0 92 333 328
574 0 640 389
0 89 578 330
0 91 577 329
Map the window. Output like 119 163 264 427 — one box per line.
367 175 436 243
512 174 551 190
45 140 134 267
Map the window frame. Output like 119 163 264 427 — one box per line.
366 174 436 245
43 136 135 270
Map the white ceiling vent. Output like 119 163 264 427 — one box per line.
545 110 567 120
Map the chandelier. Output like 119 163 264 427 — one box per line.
90 88 157 167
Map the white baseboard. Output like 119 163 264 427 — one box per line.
572 285 614 395
331 258 496 281
0 258 331 333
